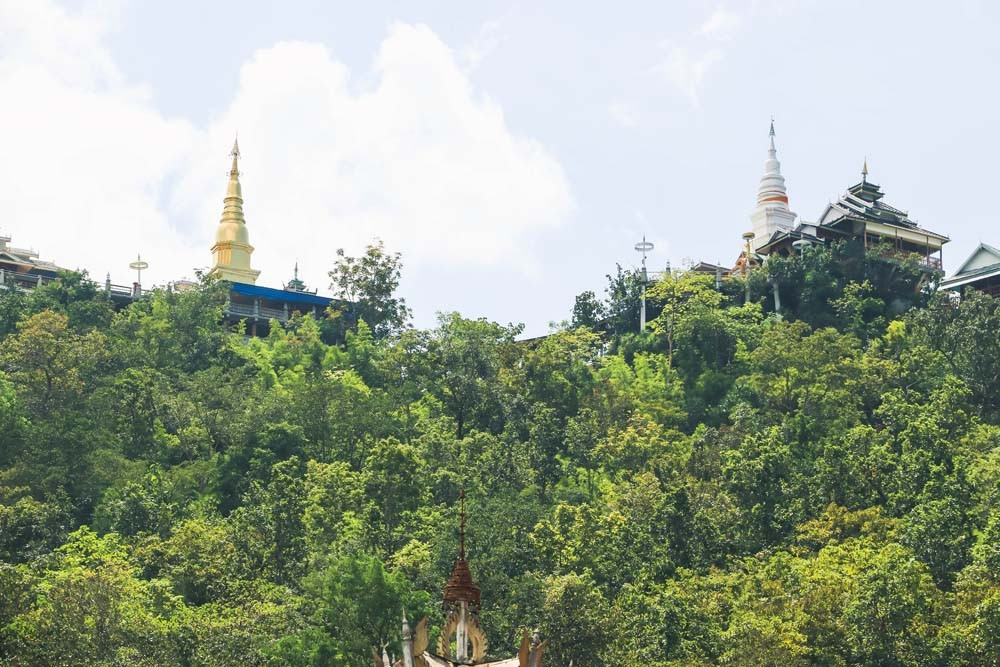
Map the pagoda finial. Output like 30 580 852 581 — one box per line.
230 136 240 176
443 489 480 607
459 488 467 560
862 157 868 182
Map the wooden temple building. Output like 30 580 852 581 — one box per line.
727 124 949 277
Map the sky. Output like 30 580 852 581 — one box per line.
1 0 998 335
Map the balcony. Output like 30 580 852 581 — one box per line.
873 247 942 271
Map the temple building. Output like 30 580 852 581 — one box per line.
0 235 66 288
378 494 547 667
207 139 349 335
941 243 1000 298
736 123 948 272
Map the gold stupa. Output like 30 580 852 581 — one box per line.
209 138 260 285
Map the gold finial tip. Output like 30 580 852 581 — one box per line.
231 136 240 158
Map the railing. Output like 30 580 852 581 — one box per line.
980 284 1000 299
920 255 943 270
260 306 285 320
875 249 942 271
1 270 327 328
226 303 255 318
225 302 291 323
0 269 138 297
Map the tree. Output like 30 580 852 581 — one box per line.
604 264 646 338
3 528 177 666
540 572 611 667
230 457 307 586
0 310 106 417
571 290 608 330
428 313 522 439
908 290 1000 420
329 239 411 339
308 555 432 667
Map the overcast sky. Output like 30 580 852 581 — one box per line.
1 0 997 335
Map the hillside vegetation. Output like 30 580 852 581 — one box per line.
2 243 1000 666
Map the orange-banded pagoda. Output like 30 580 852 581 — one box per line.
376 492 547 667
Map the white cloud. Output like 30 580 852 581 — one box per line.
0 3 572 294
651 5 743 106
0 0 200 284
698 7 741 41
655 45 724 105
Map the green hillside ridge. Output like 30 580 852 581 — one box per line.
2 242 999 666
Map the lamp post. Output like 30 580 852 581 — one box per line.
128 254 149 297
634 237 654 331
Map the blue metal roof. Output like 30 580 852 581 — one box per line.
230 282 337 308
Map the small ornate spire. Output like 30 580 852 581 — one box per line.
443 489 480 607
862 157 868 182
287 261 306 292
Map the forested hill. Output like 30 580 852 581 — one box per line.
2 243 1000 667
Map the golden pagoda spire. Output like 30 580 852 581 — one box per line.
209 136 260 285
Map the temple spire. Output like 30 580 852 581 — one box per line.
443 490 481 663
756 120 788 208
209 137 260 285
862 157 868 182
749 119 797 250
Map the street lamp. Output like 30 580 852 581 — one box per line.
128 254 149 297
634 236 654 331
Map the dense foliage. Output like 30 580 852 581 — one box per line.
1 244 999 666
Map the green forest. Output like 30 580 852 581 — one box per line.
2 241 999 666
